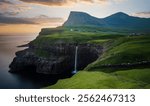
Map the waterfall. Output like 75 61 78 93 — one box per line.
72 46 78 74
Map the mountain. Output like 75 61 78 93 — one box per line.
103 12 150 28
63 11 105 27
63 11 150 30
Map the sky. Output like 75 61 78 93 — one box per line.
0 0 150 35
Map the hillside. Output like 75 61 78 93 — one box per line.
47 69 150 89
85 35 150 72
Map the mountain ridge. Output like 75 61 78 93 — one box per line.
63 11 150 30
63 11 104 27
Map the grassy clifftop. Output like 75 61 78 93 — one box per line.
31 26 127 46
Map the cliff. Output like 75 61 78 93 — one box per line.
9 28 103 75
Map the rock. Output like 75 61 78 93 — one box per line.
9 43 103 75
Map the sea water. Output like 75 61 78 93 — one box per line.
0 35 61 89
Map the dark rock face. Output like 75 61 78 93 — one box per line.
9 43 103 75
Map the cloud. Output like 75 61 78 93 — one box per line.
0 0 64 25
18 0 114 6
0 0 13 4
30 15 64 25
19 0 75 6
0 0 32 16
132 12 150 18
0 13 36 24
0 13 63 25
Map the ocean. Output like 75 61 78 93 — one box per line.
0 35 59 89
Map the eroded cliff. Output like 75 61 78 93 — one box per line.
9 34 103 75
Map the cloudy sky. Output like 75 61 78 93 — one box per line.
0 0 150 35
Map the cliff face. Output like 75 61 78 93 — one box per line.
9 42 103 75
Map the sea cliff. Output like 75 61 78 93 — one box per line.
9 28 103 75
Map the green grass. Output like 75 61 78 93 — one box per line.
114 69 150 84
85 36 150 71
33 32 122 45
46 68 150 89
87 39 110 45
31 27 126 48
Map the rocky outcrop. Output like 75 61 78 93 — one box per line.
9 43 103 75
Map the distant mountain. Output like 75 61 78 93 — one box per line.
63 11 105 27
63 11 150 30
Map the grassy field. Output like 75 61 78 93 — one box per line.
46 68 150 89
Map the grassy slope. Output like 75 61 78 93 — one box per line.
32 27 125 46
85 36 150 71
33 27 150 89
46 69 150 89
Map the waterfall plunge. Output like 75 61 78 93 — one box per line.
72 46 78 74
